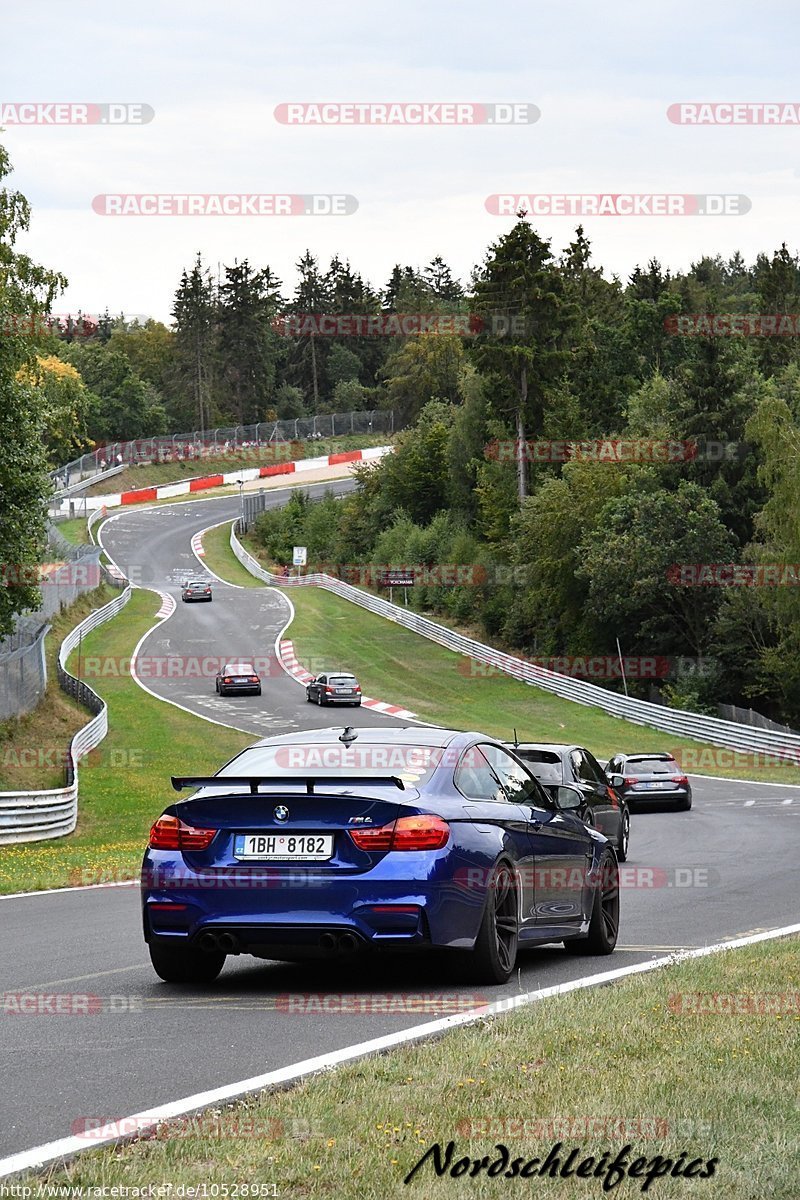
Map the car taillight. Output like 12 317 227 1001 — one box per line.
624 776 638 785
224 677 232 684
325 686 334 693
354 686 361 693
248 676 259 683
205 588 211 593
350 815 450 852
671 774 689 785
149 815 217 851
606 785 618 807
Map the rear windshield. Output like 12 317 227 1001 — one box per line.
224 664 255 673
189 582 208 588
515 750 563 783
329 675 357 684
626 757 678 774
220 742 444 786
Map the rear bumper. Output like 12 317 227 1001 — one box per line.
141 849 486 953
625 788 691 803
219 684 261 694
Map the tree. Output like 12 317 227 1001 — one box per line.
0 142 67 635
286 251 330 409
470 218 571 500
380 332 464 424
217 259 283 424
61 342 166 441
576 481 736 657
171 256 216 431
16 355 93 465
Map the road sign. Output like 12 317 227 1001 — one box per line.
293 546 308 567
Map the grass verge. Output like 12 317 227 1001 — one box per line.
54 517 91 545
24 935 800 1197
0 588 251 894
0 586 117 791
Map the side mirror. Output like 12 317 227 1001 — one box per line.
609 774 624 789
554 785 583 811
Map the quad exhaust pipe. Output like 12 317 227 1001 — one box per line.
198 930 239 954
319 931 360 954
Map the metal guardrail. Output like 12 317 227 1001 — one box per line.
230 524 800 761
51 409 398 487
0 569 131 845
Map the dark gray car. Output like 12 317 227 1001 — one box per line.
605 752 692 811
507 742 630 861
306 672 362 706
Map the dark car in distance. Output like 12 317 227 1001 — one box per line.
605 752 692 811
215 662 261 697
306 673 362 706
507 742 630 861
182 580 212 602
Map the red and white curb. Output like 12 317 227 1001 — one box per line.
279 639 416 718
154 591 176 620
191 532 205 558
54 445 392 515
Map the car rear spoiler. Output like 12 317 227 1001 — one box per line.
171 775 407 794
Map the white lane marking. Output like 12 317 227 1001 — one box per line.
744 800 756 807
782 797 794 805
687 772 800 790
98 518 259 739
2 922 799 1179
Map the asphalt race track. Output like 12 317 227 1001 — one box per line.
1 484 799 1163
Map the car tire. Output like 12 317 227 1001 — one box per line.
677 793 692 811
306 691 313 703
617 810 630 862
255 687 262 696
563 851 619 956
215 681 219 694
148 943 226 984
459 859 519 985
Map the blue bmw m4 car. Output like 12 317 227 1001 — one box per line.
141 726 620 985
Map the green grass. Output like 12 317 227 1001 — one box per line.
200 521 263 587
85 434 392 496
0 587 116 791
23 935 800 1197
0 589 251 894
55 517 91 545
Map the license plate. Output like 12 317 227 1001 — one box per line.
234 677 249 683
337 689 353 694
642 781 668 789
234 833 334 861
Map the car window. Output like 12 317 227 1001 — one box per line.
627 756 678 774
569 748 598 785
316 675 326 684
583 750 609 784
482 745 550 806
454 747 507 802
514 749 563 783
329 675 357 685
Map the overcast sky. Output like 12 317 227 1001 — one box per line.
3 0 799 322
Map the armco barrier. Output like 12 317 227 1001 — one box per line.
230 525 800 761
0 574 131 845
